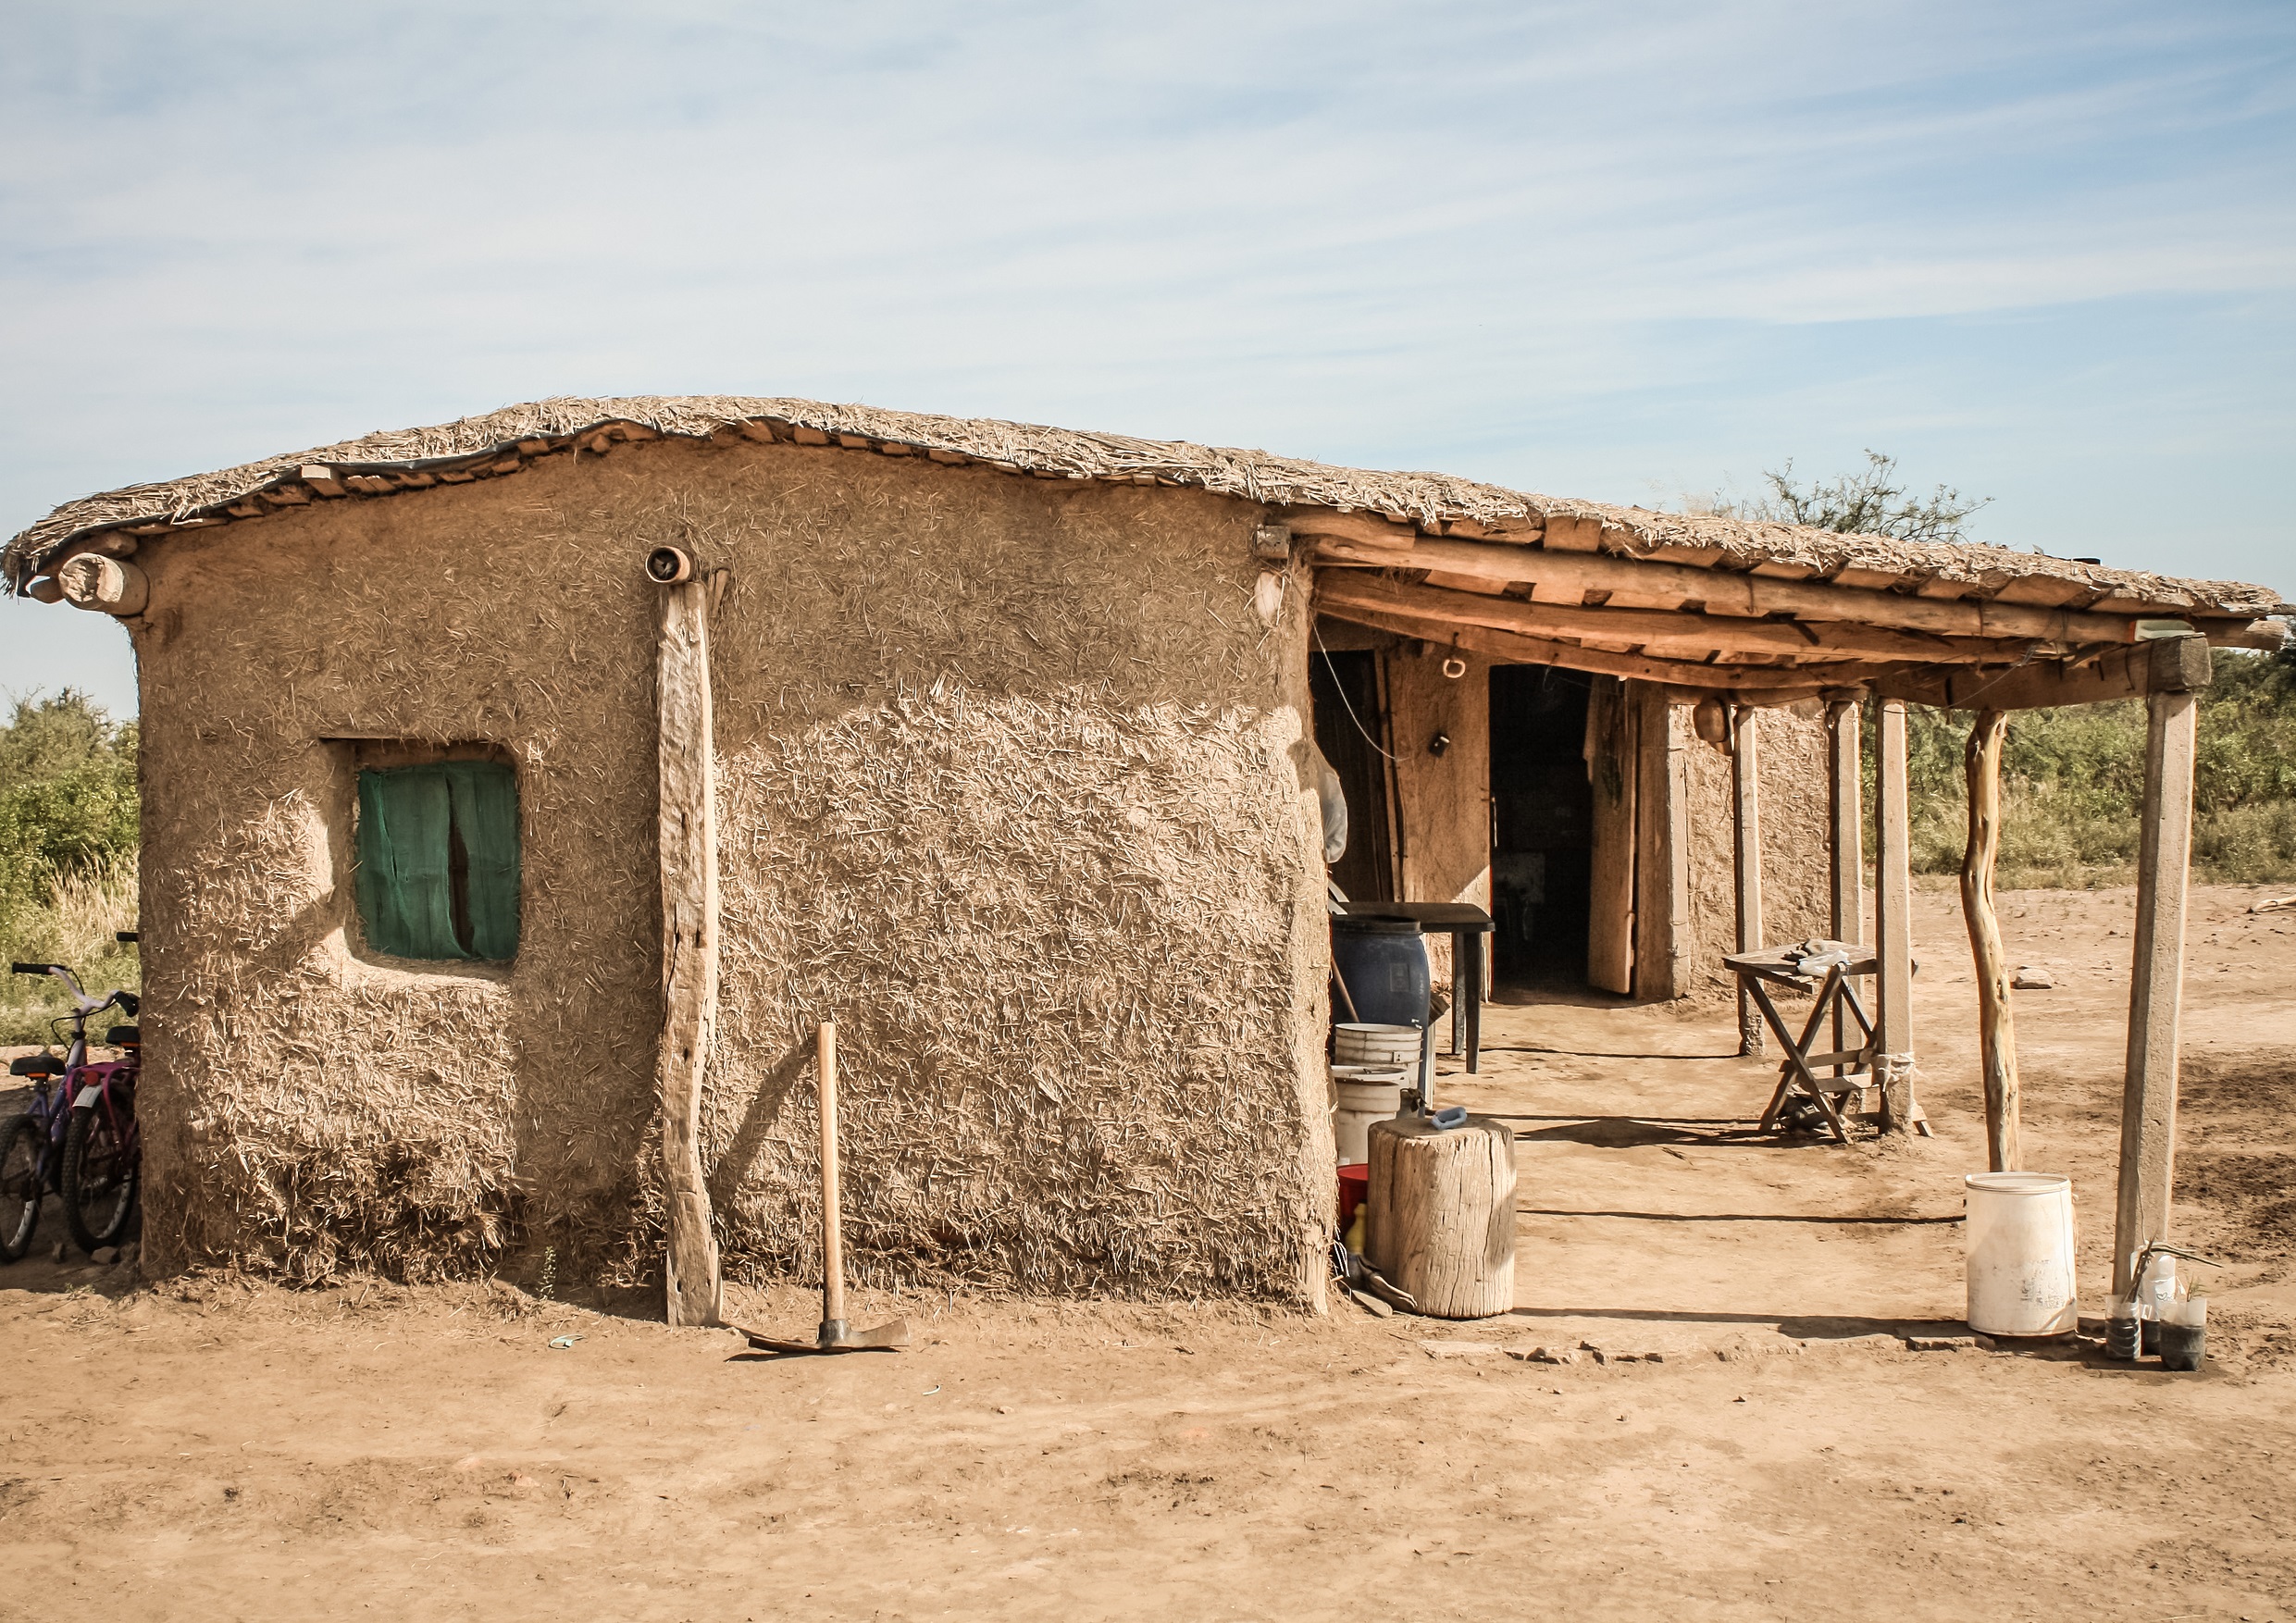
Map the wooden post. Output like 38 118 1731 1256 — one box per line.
1826 700 1865 1076
1731 706 1765 1057
1874 699 1923 1133
1632 688 1692 1003
2112 638 2210 1298
658 577 723 1328
1960 709 2021 1171
1585 678 1638 996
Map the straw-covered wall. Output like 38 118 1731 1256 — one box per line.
1679 706 1832 994
130 437 1332 1300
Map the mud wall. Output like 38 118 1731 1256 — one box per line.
1677 702 1832 995
124 437 1330 1301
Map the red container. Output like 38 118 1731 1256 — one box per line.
1337 1163 1370 1234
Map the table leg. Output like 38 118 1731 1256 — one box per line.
1747 977 1852 1145
1446 928 1464 1059
1465 931 1484 1075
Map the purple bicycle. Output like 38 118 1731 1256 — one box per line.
1 935 142 1260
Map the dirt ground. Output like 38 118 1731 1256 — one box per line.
3 884 2292 1621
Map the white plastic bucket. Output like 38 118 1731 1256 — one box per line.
1334 1023 1421 1068
1333 1069 1409 1163
1964 1172 2078 1337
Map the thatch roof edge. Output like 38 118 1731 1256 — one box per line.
6 394 2289 617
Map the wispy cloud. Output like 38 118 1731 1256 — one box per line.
2 0 2290 710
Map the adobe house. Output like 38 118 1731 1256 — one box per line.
8 396 2286 1314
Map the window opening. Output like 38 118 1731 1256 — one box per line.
354 759 520 962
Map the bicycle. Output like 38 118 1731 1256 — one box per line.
1 934 141 1260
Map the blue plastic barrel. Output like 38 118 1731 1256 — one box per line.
1331 916 1431 1029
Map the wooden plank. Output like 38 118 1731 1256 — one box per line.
1312 536 2151 643
2111 680 2202 1297
1287 509 1425 550
1315 585 1895 697
1827 700 1865 1076
1874 699 1921 1134
1732 707 1765 1056
658 578 724 1329
1990 576 2096 609
1320 572 2041 664
1961 709 2023 1172
1585 677 1638 995
1876 636 2214 712
1543 515 1605 551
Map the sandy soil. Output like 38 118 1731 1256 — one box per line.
3 885 2292 1621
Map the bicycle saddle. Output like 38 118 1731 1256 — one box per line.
105 1025 141 1048
9 1053 64 1077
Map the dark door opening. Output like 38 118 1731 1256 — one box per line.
1309 648 1395 904
1490 665 1595 987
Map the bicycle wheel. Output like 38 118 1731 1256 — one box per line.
61 1105 137 1253
0 1114 41 1262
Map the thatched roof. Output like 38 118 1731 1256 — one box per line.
6 394 2289 624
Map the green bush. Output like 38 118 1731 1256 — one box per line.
1891 647 2296 887
0 691 140 1045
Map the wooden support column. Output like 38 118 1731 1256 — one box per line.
657 576 723 1328
2112 638 2210 1297
1874 699 1925 1134
1632 688 1693 1003
1960 709 2022 1171
1826 700 1865 1075
1731 706 1765 1056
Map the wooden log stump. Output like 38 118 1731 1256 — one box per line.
1365 1114 1517 1319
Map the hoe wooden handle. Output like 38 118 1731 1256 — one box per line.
817 1020 845 1332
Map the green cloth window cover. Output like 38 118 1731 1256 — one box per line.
354 762 521 961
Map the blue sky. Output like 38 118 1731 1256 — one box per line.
3 0 2290 716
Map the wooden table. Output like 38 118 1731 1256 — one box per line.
1723 939 1879 1145
1336 901 1496 1074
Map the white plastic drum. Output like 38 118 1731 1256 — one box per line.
1964 1171 2079 1337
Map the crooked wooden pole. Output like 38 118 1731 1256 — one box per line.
1874 699 1925 1134
1960 709 2022 1171
1731 706 1765 1057
1826 701 1866 1077
658 575 723 1328
2112 637 2210 1298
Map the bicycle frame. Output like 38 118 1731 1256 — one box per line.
10 963 139 1200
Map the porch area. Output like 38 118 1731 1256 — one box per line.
1418 882 2296 1350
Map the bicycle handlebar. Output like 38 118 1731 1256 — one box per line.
11 961 61 976
116 931 138 945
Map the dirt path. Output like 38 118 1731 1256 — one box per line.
2 886 2291 1621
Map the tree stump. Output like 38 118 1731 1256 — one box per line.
1365 1114 1516 1319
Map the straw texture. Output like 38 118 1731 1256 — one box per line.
8 394 2285 617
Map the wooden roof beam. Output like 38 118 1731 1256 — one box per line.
1318 574 2054 666
1311 535 2181 643
1875 636 2213 712
1316 597 1891 704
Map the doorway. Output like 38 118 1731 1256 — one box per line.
1489 666 1595 987
1309 647 1396 905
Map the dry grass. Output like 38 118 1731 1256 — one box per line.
0 861 139 1044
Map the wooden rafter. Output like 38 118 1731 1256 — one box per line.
1318 571 2054 666
1309 534 2272 646
1314 593 1897 701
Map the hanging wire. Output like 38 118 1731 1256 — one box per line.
1312 619 1398 762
